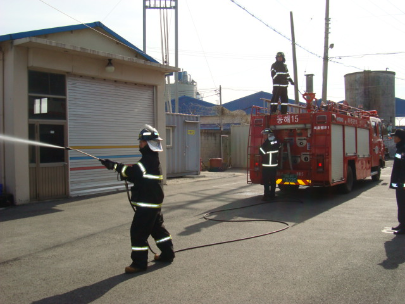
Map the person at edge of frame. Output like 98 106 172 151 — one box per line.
259 128 281 201
100 124 175 273
270 51 294 115
390 129 405 235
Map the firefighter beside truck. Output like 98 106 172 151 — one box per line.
248 100 386 193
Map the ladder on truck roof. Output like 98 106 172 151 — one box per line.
259 98 380 118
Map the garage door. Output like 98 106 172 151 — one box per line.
67 75 154 196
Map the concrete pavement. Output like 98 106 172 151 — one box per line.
1 163 404 304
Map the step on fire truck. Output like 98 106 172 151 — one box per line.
248 98 386 193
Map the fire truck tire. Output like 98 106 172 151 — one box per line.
371 166 381 182
340 165 354 194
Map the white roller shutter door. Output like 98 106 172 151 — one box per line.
67 75 154 196
331 124 344 182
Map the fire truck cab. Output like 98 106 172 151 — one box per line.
248 101 385 193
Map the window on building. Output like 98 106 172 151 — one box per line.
166 127 173 147
28 71 66 120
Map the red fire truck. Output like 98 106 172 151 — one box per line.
248 100 386 193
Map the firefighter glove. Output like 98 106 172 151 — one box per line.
100 159 117 170
289 79 295 85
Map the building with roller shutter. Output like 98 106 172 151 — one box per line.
0 22 178 204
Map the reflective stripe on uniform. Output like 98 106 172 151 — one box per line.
273 84 288 87
391 183 405 188
132 246 148 251
121 165 129 178
395 153 402 159
262 150 278 167
144 174 163 180
156 235 172 244
137 162 163 180
131 202 162 208
273 72 289 79
137 162 147 174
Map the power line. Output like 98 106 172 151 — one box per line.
37 0 154 60
185 0 217 88
102 0 124 22
228 0 368 71
331 51 405 59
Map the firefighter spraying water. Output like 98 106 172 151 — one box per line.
0 134 100 159
99 124 175 274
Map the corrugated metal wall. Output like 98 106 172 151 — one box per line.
166 113 200 177
67 75 154 196
230 125 249 168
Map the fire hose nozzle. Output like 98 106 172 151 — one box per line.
65 147 72 150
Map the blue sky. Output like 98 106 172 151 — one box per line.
1 0 404 104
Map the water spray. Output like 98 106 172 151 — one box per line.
0 134 101 160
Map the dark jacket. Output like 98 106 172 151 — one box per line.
390 141 405 189
271 61 293 86
116 145 164 204
260 139 281 168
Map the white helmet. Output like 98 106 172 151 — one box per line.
138 124 163 152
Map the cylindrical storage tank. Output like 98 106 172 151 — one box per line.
344 70 396 126
305 74 314 93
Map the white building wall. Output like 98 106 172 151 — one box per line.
1 32 176 204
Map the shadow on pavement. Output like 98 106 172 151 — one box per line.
31 262 170 304
379 235 405 269
176 178 384 237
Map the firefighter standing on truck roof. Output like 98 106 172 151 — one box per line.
100 125 175 273
390 129 405 235
260 128 281 201
270 52 294 114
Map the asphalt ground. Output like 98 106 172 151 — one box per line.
1 160 404 304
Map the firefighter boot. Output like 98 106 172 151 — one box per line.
154 253 174 263
392 224 402 231
125 265 147 274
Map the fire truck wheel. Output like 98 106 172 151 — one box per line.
371 166 381 182
340 166 354 194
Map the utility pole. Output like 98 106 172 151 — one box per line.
322 0 330 104
290 11 299 104
143 0 179 112
174 0 179 113
219 85 223 132
143 1 146 53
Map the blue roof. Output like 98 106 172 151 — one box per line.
0 21 158 63
168 96 217 115
168 92 405 118
223 91 297 114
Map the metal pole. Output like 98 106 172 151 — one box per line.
219 85 223 132
322 0 330 103
174 0 179 113
290 11 299 104
143 0 146 53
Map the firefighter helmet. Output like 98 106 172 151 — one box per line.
276 52 285 62
139 124 163 152
261 128 274 135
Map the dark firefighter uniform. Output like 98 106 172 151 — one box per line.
270 52 294 114
260 129 281 200
390 129 405 234
101 125 174 273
